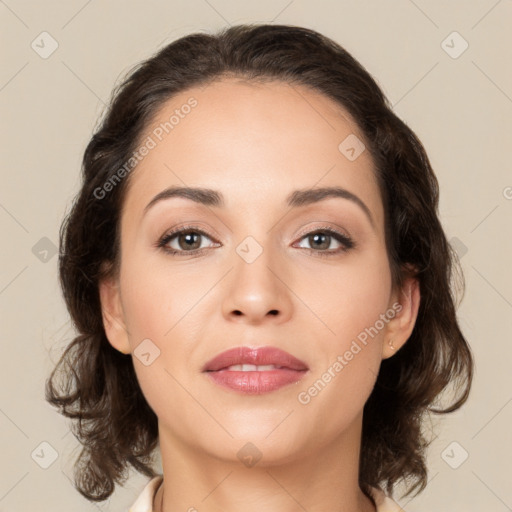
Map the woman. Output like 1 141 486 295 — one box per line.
47 24 473 511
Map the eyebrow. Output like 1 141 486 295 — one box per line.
143 185 374 228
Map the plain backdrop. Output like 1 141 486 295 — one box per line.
1 1 511 511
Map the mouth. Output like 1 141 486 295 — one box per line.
219 364 287 371
202 346 309 394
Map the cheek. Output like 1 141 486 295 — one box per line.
293 248 391 412
117 252 209 405
119 256 203 344
118 265 192 420
295 247 392 347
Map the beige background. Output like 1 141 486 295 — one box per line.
1 1 511 510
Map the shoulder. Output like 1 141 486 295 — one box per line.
129 476 163 512
370 486 404 512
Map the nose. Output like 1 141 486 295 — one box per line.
221 241 293 325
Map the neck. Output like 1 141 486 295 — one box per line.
153 413 376 512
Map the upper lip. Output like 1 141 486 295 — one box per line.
202 346 309 372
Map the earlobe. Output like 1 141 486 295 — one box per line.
382 275 421 359
98 275 131 355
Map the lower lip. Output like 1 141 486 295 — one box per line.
205 369 307 394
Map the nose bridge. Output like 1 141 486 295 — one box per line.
222 231 291 322
230 204 278 276
235 233 276 286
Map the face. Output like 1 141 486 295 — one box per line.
100 78 417 464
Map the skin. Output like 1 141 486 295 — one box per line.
99 79 420 512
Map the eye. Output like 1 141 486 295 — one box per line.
157 225 220 256
156 224 355 258
294 227 355 256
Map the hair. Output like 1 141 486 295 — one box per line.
46 23 474 504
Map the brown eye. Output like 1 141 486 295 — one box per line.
307 232 331 250
157 226 220 256
295 228 354 254
176 231 202 251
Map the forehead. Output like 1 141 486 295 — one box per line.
122 78 383 228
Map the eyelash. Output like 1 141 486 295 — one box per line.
156 224 356 258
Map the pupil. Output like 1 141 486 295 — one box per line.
180 232 200 250
311 233 329 250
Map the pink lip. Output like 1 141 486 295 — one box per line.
202 346 309 395
202 346 309 372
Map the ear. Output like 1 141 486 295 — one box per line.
98 273 131 355
382 271 421 359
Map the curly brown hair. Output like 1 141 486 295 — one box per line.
46 23 474 504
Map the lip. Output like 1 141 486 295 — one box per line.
202 346 309 372
202 346 309 395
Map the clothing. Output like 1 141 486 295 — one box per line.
129 476 404 512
